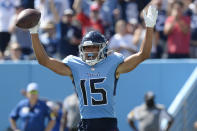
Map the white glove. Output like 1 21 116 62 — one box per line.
29 23 39 34
143 5 158 28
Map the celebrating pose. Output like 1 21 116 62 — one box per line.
29 5 158 131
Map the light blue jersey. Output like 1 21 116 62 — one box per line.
63 52 124 119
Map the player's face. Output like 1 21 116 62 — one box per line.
172 3 183 17
27 90 38 101
83 45 99 60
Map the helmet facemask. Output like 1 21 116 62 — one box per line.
79 41 108 66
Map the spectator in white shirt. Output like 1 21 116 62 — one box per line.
0 0 16 59
109 19 138 58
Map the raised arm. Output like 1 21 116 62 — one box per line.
73 0 82 13
164 19 175 35
29 25 72 76
116 6 158 75
49 0 60 23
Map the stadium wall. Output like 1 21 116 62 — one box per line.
0 59 197 131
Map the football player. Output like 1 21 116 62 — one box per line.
29 6 158 131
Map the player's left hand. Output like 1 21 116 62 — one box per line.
143 5 158 28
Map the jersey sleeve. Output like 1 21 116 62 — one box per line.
62 55 76 70
9 101 23 120
113 52 124 66
62 55 80 78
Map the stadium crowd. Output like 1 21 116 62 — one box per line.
0 0 197 61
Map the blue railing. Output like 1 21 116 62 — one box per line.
168 67 197 131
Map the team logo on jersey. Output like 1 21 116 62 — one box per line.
21 107 30 115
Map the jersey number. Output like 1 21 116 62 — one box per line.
80 78 107 106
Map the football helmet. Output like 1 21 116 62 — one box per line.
79 31 108 66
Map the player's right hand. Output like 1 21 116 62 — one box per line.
143 5 158 28
29 22 40 34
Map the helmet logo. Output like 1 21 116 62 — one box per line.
84 41 93 46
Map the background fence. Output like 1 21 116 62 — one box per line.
168 67 197 131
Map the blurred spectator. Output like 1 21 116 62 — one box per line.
58 9 82 59
65 0 74 10
60 93 80 131
189 0 197 58
99 0 118 39
40 21 58 57
0 0 195 61
130 21 158 58
114 0 139 22
126 18 139 35
35 0 67 18
184 0 193 17
166 0 176 15
127 91 173 131
113 0 151 23
9 82 55 131
21 89 62 131
136 0 152 13
9 5 33 58
20 89 63 131
109 20 138 58
35 0 60 28
183 0 193 14
73 0 104 35
0 0 16 59
74 0 116 39
164 1 191 58
194 120 197 131
75 0 106 20
35 0 66 58
47 101 63 131
152 0 167 58
5 42 23 61
20 0 35 9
